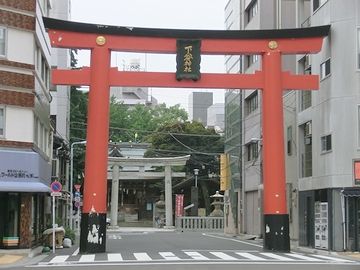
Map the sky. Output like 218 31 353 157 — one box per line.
70 0 228 111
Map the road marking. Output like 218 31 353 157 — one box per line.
107 253 123 261
312 255 354 262
210 252 237 260
49 255 69 264
287 253 322 261
79 254 95 262
184 251 210 260
134 253 152 261
72 248 79 256
202 233 263 248
236 252 266 260
159 252 181 260
260 253 295 261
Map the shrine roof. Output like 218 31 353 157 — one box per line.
43 17 330 40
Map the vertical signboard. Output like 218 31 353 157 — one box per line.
176 39 201 81
175 194 184 217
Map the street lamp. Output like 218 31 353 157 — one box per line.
194 168 199 187
191 168 199 216
70 140 86 230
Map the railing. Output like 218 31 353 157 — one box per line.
176 216 224 231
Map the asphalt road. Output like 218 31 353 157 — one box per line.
8 231 360 270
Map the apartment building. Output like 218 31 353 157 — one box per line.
296 0 360 252
0 0 69 249
224 0 297 238
224 0 360 252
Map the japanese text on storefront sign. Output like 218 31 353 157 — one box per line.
0 169 38 179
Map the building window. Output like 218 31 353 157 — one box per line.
299 55 312 111
246 0 258 23
320 58 331 80
245 91 258 116
287 126 293 155
245 55 259 68
0 107 4 137
300 121 312 177
313 0 328 12
321 134 332 153
358 105 360 147
0 27 6 57
357 28 360 70
246 142 258 162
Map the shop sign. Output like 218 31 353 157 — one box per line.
354 160 360 185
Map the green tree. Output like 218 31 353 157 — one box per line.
145 121 224 213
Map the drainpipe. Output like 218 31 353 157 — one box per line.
340 190 346 251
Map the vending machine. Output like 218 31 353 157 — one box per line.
314 201 328 250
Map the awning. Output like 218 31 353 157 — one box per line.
341 189 360 197
0 181 51 193
0 150 51 193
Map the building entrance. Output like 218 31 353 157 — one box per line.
348 197 360 251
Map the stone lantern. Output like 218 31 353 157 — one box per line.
209 191 224 217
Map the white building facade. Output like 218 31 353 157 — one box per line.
224 0 360 252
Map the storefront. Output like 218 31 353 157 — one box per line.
0 150 51 249
342 189 360 251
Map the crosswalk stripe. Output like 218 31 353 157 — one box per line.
79 254 95 262
260 253 295 261
236 252 266 261
134 253 152 261
210 252 237 260
49 255 69 264
72 248 79 256
286 253 323 261
159 252 181 260
184 251 210 260
312 255 354 262
107 253 123 261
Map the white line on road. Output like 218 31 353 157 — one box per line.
71 248 79 256
107 253 123 262
79 254 95 262
312 255 354 262
49 255 69 264
286 253 323 261
260 253 295 261
210 252 238 260
202 233 263 248
184 251 210 260
159 252 181 260
134 253 152 261
236 252 266 260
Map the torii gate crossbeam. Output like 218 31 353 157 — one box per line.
43 17 329 254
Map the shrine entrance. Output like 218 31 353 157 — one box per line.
44 17 329 253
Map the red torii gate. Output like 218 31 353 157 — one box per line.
43 17 329 253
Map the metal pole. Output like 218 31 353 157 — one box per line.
70 145 74 230
52 195 55 254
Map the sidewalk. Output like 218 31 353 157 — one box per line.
0 246 46 268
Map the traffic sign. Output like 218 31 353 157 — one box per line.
74 196 81 202
50 181 62 193
74 201 80 208
51 192 62 197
